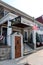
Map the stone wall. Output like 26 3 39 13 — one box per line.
0 46 11 60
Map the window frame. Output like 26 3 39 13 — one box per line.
23 30 28 42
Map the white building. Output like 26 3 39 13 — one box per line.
0 0 43 60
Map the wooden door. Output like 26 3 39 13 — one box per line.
15 36 21 58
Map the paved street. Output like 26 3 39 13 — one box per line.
0 49 43 65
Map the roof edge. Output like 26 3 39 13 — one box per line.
0 0 33 21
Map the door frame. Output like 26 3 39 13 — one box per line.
11 32 23 60
15 36 21 58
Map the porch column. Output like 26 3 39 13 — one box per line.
32 30 36 49
7 20 12 46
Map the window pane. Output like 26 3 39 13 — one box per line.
25 32 27 40
0 27 1 35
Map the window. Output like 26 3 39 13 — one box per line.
36 33 41 42
36 33 43 42
24 30 28 42
0 6 4 18
40 35 43 42
4 10 9 16
0 27 1 35
29 33 33 43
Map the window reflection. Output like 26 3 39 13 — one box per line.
36 33 43 42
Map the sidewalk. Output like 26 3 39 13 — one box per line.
17 49 43 65
0 49 43 65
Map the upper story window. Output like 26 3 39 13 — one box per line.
4 10 10 16
0 6 4 18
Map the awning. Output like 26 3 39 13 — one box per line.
12 23 29 28
10 16 29 28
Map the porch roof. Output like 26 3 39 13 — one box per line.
0 13 35 27
10 16 30 28
12 23 29 28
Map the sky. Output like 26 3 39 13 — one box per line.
2 0 43 18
